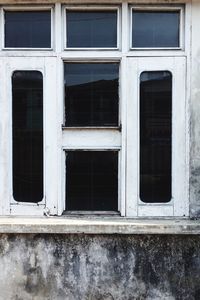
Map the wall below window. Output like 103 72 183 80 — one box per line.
0 233 199 299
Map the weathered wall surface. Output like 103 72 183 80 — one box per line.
0 233 199 300
190 0 200 217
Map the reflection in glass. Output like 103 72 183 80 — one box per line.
64 63 119 127
5 11 51 48
66 151 118 211
140 71 172 203
12 71 43 202
66 11 117 48
132 11 179 48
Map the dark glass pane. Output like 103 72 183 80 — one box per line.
12 71 43 202
140 71 172 203
66 151 118 211
5 11 51 48
65 63 119 127
132 11 179 48
66 11 117 48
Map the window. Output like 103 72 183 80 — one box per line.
4 9 52 48
65 7 119 49
131 7 183 49
65 151 118 211
140 71 172 203
64 63 119 127
12 71 43 203
0 3 189 218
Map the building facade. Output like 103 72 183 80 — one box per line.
0 0 199 299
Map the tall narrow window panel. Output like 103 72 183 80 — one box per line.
132 10 180 48
66 151 118 211
140 71 172 203
64 63 119 127
12 71 43 203
66 10 118 48
5 11 51 48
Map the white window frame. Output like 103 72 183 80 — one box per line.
63 5 121 51
0 1 190 218
61 59 123 215
2 6 54 51
0 57 59 216
126 57 189 217
130 5 184 51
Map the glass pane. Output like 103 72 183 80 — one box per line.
132 11 180 48
5 11 51 48
12 71 43 202
140 71 172 203
64 63 119 127
66 11 117 48
66 151 118 211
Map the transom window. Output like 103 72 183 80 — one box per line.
65 9 118 49
4 9 52 49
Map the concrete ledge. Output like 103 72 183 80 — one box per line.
0 217 199 234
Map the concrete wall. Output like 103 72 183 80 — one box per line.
190 0 200 218
0 233 199 300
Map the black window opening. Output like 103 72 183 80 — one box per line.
132 10 180 48
65 151 118 211
5 11 51 48
66 10 118 48
12 71 43 203
64 63 119 127
140 71 172 203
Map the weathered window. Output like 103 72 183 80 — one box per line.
5 10 51 48
65 151 118 211
66 10 118 48
64 63 119 127
12 71 43 203
132 9 180 48
0 3 188 218
140 71 172 203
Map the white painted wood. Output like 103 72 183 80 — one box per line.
10 204 45 216
4 57 58 216
54 3 62 52
126 58 138 217
62 129 121 149
173 57 188 216
126 57 188 217
57 58 65 215
0 59 7 215
138 205 174 217
119 57 127 216
44 57 59 215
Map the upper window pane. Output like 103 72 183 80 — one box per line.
132 10 180 48
64 63 119 127
5 11 51 48
66 10 118 48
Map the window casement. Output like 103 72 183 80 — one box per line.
130 6 184 50
64 6 120 50
2 6 53 50
0 2 190 218
0 57 58 215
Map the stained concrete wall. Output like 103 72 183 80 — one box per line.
190 0 200 217
0 233 199 300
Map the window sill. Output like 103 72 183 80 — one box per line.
0 216 199 235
